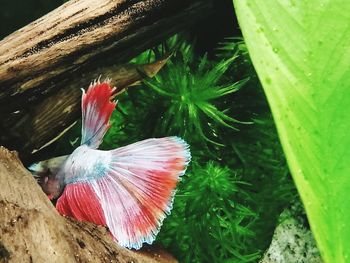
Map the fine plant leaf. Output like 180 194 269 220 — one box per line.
142 43 249 146
234 1 350 262
158 161 260 263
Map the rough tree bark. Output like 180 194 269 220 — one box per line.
0 147 178 263
0 0 211 162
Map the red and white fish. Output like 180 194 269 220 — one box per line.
30 80 191 249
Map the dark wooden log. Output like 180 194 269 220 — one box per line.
0 0 211 160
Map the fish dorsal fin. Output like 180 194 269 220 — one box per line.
81 80 116 148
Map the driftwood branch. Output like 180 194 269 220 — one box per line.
0 147 177 263
0 0 211 161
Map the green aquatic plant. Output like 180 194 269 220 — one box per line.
102 40 249 148
215 37 248 58
231 114 297 251
143 43 248 145
100 38 297 262
158 161 260 263
211 38 298 257
51 33 298 262
235 1 350 262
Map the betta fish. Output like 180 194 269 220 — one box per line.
30 80 191 249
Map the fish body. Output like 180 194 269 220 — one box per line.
63 145 111 184
31 80 190 249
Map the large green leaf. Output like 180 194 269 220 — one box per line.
234 1 350 262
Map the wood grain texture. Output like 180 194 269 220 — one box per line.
0 0 211 160
0 146 177 263
0 0 209 109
